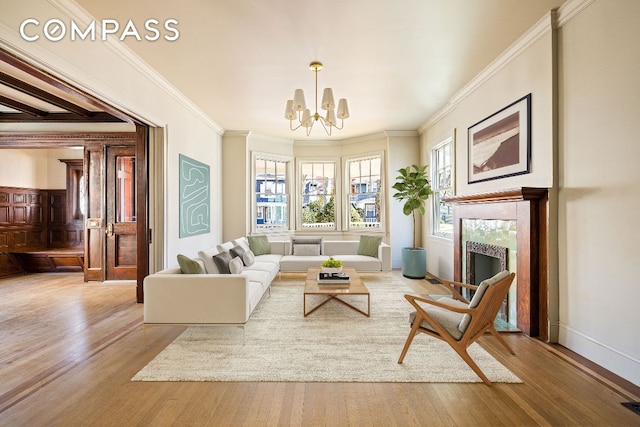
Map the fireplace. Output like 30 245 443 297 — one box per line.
444 188 549 339
466 241 513 328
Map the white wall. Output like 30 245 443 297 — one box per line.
420 0 640 385
557 0 640 385
0 148 82 189
0 0 224 268
421 14 555 280
387 132 420 269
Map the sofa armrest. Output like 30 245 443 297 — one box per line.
143 273 250 324
379 243 391 271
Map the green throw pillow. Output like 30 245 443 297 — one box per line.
357 235 383 258
248 235 270 256
177 254 205 274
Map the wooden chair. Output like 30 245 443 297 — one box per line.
398 271 516 386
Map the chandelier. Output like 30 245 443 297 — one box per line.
284 61 349 136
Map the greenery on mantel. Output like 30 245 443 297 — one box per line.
392 164 432 248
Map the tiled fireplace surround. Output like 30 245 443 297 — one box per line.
445 188 549 340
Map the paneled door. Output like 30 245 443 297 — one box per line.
105 146 137 280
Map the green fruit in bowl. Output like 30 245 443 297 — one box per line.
321 257 343 268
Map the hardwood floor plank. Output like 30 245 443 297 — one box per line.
1 272 639 426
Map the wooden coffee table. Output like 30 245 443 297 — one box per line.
304 267 370 317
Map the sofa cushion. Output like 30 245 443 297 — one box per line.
248 235 271 256
241 269 272 292
279 255 329 272
410 297 468 341
332 255 382 272
229 256 244 274
177 254 205 274
254 253 284 264
232 237 251 252
213 251 233 274
357 235 383 258
198 246 222 273
293 244 321 256
459 270 511 332
291 237 323 255
244 260 279 281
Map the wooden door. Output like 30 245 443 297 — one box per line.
105 146 137 280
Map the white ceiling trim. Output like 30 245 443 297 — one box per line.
557 0 597 27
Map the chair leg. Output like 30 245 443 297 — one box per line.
488 326 515 355
398 318 422 364
456 347 492 386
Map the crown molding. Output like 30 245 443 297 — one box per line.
556 0 597 27
248 133 294 146
222 130 252 138
383 130 419 138
418 11 556 134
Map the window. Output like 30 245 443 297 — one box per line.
254 156 289 232
300 161 336 230
346 154 383 231
431 138 454 238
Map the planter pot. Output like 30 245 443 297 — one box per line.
321 266 343 274
401 247 426 279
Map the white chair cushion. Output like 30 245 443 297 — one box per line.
410 297 467 341
459 270 511 332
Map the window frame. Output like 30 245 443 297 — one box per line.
296 158 341 231
251 152 293 234
343 151 385 233
430 137 454 239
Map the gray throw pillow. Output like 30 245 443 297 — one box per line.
229 256 243 274
248 235 270 256
230 245 247 263
177 254 205 274
357 235 382 258
213 251 233 274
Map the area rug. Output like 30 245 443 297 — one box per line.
132 276 521 383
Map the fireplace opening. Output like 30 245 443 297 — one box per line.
466 241 518 331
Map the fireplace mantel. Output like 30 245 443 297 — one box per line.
444 187 548 204
444 187 549 339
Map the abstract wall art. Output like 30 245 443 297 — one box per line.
179 154 210 238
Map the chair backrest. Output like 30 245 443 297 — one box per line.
460 272 515 339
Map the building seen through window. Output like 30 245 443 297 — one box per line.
255 157 289 231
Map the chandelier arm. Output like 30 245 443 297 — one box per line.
289 119 304 132
330 119 345 130
317 116 333 136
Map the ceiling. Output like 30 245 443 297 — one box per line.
0 50 129 124
3 0 567 139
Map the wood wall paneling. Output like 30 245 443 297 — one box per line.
0 186 84 276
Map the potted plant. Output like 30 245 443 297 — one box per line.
321 257 343 273
392 164 433 278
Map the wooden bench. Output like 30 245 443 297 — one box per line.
10 249 84 273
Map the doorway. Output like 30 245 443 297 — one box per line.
105 146 137 280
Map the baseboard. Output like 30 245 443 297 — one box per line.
559 324 640 386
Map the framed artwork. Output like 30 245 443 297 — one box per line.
467 93 531 184
179 154 210 238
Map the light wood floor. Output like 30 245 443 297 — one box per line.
1 272 639 426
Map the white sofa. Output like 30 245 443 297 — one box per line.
143 237 391 324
